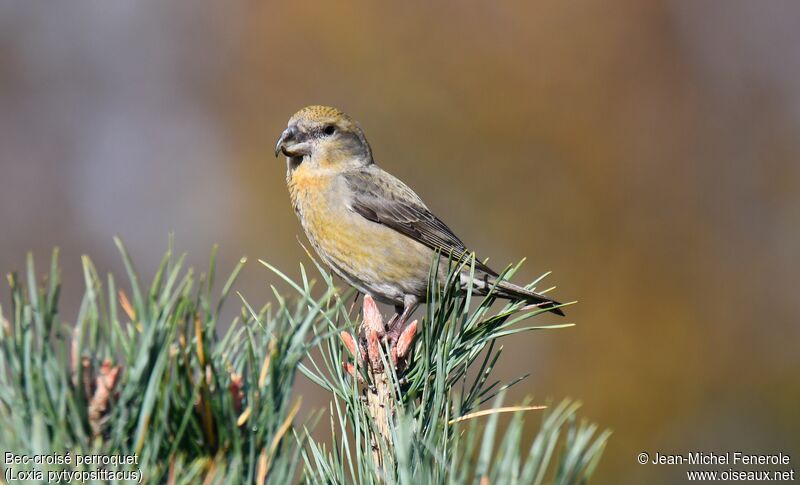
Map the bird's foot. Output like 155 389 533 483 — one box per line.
388 320 417 371
340 295 417 378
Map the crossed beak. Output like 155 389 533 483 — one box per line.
274 125 310 158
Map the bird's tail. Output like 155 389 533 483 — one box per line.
494 279 565 316
466 273 565 316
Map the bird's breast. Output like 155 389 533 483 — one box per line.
287 171 432 300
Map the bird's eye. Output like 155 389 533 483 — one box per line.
322 125 336 136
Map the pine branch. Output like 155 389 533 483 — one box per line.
294 254 609 484
0 242 609 484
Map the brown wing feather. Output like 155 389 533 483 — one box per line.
343 168 498 276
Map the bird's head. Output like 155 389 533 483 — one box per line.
275 105 373 174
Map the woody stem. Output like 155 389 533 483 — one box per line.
366 366 394 474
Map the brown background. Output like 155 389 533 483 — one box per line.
1 2 798 483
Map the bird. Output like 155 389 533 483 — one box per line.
274 105 564 343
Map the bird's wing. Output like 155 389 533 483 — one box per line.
343 168 498 276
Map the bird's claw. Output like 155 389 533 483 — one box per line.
339 295 418 379
390 319 417 371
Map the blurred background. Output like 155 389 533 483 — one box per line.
1 1 798 482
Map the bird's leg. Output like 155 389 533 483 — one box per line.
384 314 399 332
384 304 403 341
385 295 419 346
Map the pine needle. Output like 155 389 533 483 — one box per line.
449 405 547 425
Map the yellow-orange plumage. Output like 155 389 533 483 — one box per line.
288 163 432 302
